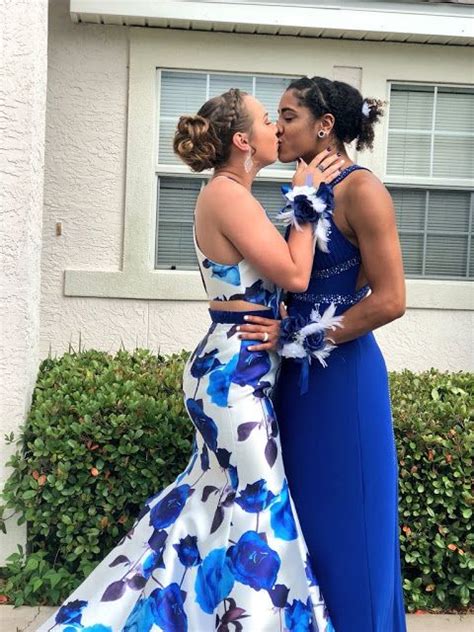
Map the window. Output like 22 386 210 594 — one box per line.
155 70 294 270
386 83 473 279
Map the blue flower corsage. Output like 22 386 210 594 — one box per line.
277 182 335 253
278 304 343 393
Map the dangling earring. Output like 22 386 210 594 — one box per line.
244 148 254 174
317 129 326 139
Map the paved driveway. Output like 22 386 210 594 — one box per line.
1 606 473 631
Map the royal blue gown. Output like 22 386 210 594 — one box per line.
274 165 407 632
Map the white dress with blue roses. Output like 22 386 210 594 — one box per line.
37 224 335 632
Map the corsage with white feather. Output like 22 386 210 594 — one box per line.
278 303 343 393
278 182 335 253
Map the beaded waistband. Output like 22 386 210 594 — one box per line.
292 284 370 306
312 255 361 279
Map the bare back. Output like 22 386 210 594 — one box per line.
194 175 315 309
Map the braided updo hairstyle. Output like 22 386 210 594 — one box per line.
174 88 252 172
288 76 384 151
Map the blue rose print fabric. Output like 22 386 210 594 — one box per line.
38 220 334 632
193 225 280 317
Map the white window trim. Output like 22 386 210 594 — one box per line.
64 27 474 310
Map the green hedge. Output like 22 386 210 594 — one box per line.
0 349 194 606
391 370 473 610
0 350 472 611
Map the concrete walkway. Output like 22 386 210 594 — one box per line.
1 607 473 631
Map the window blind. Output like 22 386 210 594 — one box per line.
158 70 295 170
156 177 201 270
389 187 472 279
387 83 473 279
387 84 474 179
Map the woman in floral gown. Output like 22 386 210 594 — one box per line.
38 89 344 632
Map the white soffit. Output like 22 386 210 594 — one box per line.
70 0 474 45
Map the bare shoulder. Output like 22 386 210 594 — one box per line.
346 169 390 200
199 178 264 222
201 177 255 206
344 169 394 225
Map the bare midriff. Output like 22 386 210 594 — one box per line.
209 299 271 312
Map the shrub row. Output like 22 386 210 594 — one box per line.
0 350 472 611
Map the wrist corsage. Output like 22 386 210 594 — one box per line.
277 182 334 253
278 303 343 393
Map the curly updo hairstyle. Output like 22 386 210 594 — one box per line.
174 88 252 172
287 76 384 151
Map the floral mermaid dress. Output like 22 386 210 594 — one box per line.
37 221 334 631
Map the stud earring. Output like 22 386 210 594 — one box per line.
317 129 326 139
244 148 254 173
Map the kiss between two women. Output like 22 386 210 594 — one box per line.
38 76 407 632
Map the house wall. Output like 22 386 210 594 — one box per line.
41 1 473 372
0 0 49 563
0 0 471 567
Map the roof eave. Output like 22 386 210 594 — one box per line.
70 1 474 45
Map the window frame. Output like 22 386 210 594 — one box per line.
384 80 473 190
64 27 473 310
383 80 473 281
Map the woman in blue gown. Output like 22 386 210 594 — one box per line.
240 77 407 631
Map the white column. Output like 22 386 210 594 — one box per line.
0 0 49 562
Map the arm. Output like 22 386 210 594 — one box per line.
240 174 405 351
213 152 343 292
215 182 314 293
327 176 406 344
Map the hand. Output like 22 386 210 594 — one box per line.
237 303 288 352
292 148 345 188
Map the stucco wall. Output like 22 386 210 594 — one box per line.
40 0 131 353
0 0 49 563
40 1 473 373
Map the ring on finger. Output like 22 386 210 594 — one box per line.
317 164 325 173
263 332 269 342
